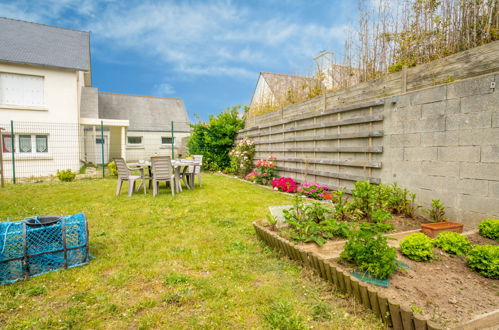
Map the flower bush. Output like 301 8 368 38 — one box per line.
246 156 277 185
297 182 330 200
229 138 255 177
272 177 298 193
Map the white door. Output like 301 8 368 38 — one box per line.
95 136 109 164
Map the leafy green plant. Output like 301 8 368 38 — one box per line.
187 105 245 171
466 245 499 279
340 225 398 279
478 219 499 241
265 214 278 231
423 199 448 222
283 197 351 245
434 232 471 256
400 233 434 261
107 161 118 176
56 169 76 182
331 190 350 221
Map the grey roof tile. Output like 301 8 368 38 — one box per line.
0 17 90 71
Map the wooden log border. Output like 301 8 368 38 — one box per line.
253 222 442 330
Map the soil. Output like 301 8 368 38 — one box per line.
467 232 498 246
324 236 499 328
387 214 428 232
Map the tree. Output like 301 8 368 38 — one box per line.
188 105 244 171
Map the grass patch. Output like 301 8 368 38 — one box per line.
0 173 382 328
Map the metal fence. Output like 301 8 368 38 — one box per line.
0 120 191 185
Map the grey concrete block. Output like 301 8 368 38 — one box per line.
457 194 499 216
420 160 460 177
481 145 499 163
421 101 446 118
493 111 499 127
445 98 461 115
459 210 490 229
437 146 480 162
389 133 421 147
458 128 499 146
392 105 422 121
489 181 499 198
460 163 499 181
446 112 492 130
421 131 459 147
447 75 495 99
457 178 489 196
404 147 437 161
461 92 499 114
410 85 446 105
401 118 446 134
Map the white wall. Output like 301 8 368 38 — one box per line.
0 63 82 178
124 131 190 162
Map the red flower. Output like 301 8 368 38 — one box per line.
323 194 333 200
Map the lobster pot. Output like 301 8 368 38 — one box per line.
0 213 89 285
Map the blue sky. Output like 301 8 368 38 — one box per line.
0 0 359 121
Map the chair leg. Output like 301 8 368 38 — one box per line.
116 179 124 195
153 180 158 197
128 179 136 197
143 178 147 194
197 174 202 187
171 179 175 197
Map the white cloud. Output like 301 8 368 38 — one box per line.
154 82 175 96
3 0 352 79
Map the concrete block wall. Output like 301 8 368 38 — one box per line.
379 74 499 227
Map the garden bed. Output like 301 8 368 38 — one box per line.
254 222 499 329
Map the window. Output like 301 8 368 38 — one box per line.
161 137 173 144
19 135 32 153
127 136 142 145
0 73 44 106
2 134 48 154
36 135 48 153
2 135 13 152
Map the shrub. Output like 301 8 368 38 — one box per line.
297 182 330 200
56 169 76 182
434 232 471 256
187 105 245 171
478 219 499 241
466 245 499 279
228 138 255 177
400 233 434 261
107 161 118 176
249 156 277 184
272 177 298 193
340 225 398 279
422 199 448 222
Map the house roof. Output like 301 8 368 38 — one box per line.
0 17 90 71
260 72 320 97
97 92 190 132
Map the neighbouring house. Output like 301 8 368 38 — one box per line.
81 90 190 163
249 72 323 117
0 17 189 179
313 51 361 90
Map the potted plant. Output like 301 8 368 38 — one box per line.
420 199 463 238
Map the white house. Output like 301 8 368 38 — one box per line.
249 72 322 117
0 17 189 180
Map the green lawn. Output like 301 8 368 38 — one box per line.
0 173 382 329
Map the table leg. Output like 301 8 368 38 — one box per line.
175 166 182 193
